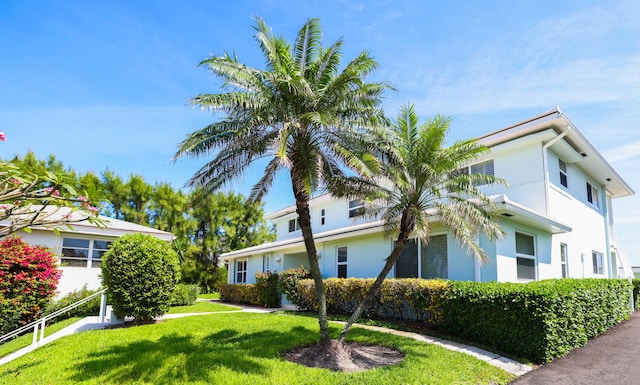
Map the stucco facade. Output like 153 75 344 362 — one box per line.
221 108 634 285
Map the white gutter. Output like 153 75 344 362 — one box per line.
542 124 571 215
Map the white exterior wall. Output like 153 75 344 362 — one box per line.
495 221 553 282
318 233 392 279
17 229 108 296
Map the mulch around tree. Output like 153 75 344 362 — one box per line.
282 339 404 372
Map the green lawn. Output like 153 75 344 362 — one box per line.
197 293 220 300
0 317 83 358
168 301 240 314
0 313 513 385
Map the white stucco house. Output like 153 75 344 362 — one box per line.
221 108 634 285
3 207 174 296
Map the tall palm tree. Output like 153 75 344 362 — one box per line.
337 104 507 342
174 17 389 341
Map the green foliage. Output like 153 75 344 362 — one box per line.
101 233 180 321
632 278 640 310
170 284 200 306
43 285 102 321
295 278 449 325
0 237 60 335
278 266 311 306
255 272 281 308
440 279 633 363
216 284 261 306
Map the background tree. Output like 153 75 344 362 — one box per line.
337 104 507 341
174 17 388 342
101 170 127 219
122 174 152 225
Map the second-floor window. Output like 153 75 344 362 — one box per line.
348 199 364 218
559 159 568 188
321 209 326 225
288 218 300 232
586 182 599 208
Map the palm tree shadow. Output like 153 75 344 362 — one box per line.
69 326 315 384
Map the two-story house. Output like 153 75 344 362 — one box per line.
220 108 634 284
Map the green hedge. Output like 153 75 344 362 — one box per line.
293 277 632 363
632 279 640 310
440 279 632 363
170 284 200 306
217 284 261 306
296 278 450 325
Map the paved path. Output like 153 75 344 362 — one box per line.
0 302 532 376
510 311 640 385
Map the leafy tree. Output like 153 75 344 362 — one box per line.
122 174 152 225
337 104 506 341
101 233 180 322
174 17 388 342
101 169 128 219
149 182 191 238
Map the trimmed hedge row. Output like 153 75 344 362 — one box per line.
293 277 632 363
217 272 281 308
217 284 261 306
440 279 632 363
295 278 450 325
632 279 640 310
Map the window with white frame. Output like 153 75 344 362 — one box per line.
337 246 347 278
235 259 248 283
348 199 364 218
592 251 604 275
586 182 599 208
262 255 270 272
320 209 326 225
559 159 568 188
288 218 300 232
471 160 494 176
560 243 569 278
515 232 536 281
61 238 112 268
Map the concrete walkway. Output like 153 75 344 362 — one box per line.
510 311 640 385
0 302 532 377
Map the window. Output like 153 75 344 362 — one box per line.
262 255 270 272
288 218 300 232
560 243 568 278
337 246 347 278
321 209 326 225
515 232 536 281
592 251 604 275
395 236 448 279
586 182 599 208
348 199 364 218
235 259 247 283
61 238 111 268
470 160 495 185
559 159 568 188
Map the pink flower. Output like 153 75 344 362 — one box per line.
0 132 5 141
10 179 22 185
45 187 60 197
87 206 100 214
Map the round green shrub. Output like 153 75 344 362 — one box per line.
101 233 180 321
170 284 200 306
0 237 60 334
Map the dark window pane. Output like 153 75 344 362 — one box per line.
560 173 568 187
515 232 535 256
90 260 101 268
337 264 347 278
61 258 88 267
517 257 535 280
421 235 448 279
395 240 418 278
337 247 347 263
93 240 111 250
62 238 90 248
62 248 89 258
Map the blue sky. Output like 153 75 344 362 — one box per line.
1 1 639 263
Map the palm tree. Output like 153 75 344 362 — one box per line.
174 17 389 342
337 104 507 342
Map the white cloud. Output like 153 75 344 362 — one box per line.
604 142 640 163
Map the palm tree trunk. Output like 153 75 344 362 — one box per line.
291 181 330 342
338 214 413 343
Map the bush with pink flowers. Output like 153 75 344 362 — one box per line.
0 237 61 335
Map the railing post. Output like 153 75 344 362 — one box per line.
39 318 46 342
99 291 107 324
32 323 39 345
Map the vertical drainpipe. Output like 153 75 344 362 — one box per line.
602 189 612 278
542 124 572 216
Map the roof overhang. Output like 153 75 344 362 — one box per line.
493 194 572 234
479 107 634 198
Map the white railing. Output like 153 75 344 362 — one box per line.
0 288 108 346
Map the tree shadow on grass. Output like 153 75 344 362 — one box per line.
68 326 315 384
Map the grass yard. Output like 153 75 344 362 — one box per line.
0 312 513 385
0 317 83 358
168 301 240 314
197 293 220 300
